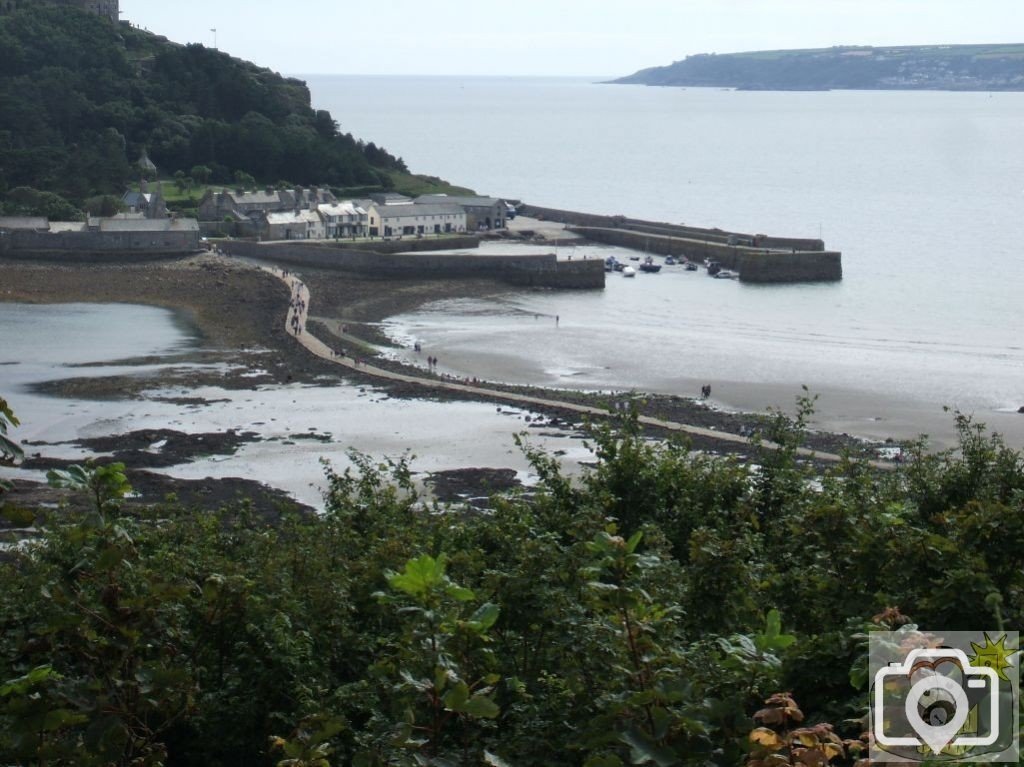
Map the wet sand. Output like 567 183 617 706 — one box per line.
1 251 897 513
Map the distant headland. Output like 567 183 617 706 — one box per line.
610 43 1024 91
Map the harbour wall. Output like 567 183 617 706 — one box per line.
0 229 200 262
571 226 842 283
218 240 605 289
518 203 825 251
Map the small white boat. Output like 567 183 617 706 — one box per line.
714 269 739 280
622 266 637 278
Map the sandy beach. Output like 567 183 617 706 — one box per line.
1 250 902 513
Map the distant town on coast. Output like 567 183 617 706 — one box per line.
612 43 1024 90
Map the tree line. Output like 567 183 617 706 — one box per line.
0 7 407 217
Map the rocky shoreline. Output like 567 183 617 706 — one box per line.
1 253 893 513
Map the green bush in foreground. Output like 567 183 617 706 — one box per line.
1 404 1022 766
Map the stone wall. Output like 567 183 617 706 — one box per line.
519 203 825 252
218 240 605 289
735 250 844 284
571 226 842 283
0 229 200 261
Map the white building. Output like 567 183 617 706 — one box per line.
263 210 325 241
365 202 466 238
318 201 367 238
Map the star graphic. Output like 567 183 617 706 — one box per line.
969 632 1019 682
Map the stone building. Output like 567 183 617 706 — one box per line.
122 182 167 219
0 0 119 22
318 201 367 238
198 187 337 224
365 202 466 238
415 195 507 231
262 210 324 241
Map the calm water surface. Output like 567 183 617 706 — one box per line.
305 75 1024 445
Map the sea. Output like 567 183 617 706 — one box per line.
3 76 1024 501
303 75 1024 447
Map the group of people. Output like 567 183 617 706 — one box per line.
288 280 306 336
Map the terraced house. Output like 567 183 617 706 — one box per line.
365 202 466 237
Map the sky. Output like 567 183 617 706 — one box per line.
119 0 1024 78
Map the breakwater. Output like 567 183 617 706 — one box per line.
519 204 841 283
218 240 605 289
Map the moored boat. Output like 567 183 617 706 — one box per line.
639 256 661 273
622 266 637 278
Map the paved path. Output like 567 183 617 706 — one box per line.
266 266 874 467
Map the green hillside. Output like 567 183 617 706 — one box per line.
0 6 414 210
612 43 1024 91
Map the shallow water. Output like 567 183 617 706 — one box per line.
383 242 1024 448
0 303 592 508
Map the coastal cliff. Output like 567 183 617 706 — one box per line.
611 43 1024 91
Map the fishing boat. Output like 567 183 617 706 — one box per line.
638 256 661 273
664 256 677 265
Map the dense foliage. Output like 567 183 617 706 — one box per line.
1 404 1023 766
0 7 407 210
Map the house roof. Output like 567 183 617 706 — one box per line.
318 202 366 217
228 190 285 206
416 195 504 207
122 191 153 207
98 217 198 232
372 203 466 219
265 210 322 226
0 216 49 230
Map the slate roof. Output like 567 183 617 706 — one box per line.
373 203 465 219
416 195 504 207
98 217 198 232
318 202 366 218
265 210 322 225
